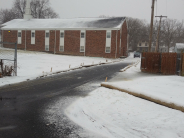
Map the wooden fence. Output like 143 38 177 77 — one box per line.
141 52 184 75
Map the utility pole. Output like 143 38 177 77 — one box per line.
155 15 167 52
148 0 155 52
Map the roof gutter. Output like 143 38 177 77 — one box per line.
1 27 121 31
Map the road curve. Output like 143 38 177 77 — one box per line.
0 62 129 138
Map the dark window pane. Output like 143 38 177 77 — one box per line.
81 32 85 38
106 32 111 38
46 33 49 37
32 32 35 37
60 32 64 38
18 32 21 37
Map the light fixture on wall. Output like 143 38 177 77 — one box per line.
8 31 11 32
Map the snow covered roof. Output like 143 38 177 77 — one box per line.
176 43 184 49
1 17 126 30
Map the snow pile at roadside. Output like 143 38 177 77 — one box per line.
0 48 120 87
65 87 184 138
102 62 184 108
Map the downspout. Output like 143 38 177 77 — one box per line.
115 29 118 58
25 29 26 51
2 30 3 47
54 29 56 54
127 35 129 56
126 19 129 56
84 29 86 56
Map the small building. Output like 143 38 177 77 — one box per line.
137 40 149 52
175 43 184 53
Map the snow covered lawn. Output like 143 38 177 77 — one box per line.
102 62 184 111
65 87 184 138
0 48 121 87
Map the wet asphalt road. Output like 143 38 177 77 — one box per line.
0 62 129 138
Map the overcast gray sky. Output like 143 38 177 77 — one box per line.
0 0 184 22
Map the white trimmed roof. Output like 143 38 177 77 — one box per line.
2 17 126 30
176 43 184 49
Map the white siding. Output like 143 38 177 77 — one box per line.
60 30 64 52
45 30 49 51
106 30 111 53
18 30 22 44
31 30 35 44
80 30 85 52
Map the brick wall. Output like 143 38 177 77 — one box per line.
86 30 106 57
2 21 128 58
3 30 17 48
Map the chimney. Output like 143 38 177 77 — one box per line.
24 0 32 20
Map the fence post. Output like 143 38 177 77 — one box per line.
14 42 17 76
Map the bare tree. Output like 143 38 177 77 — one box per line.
0 9 17 24
0 0 59 24
161 19 178 52
127 17 149 51
30 0 58 18
12 0 26 18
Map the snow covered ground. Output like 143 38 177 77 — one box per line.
65 53 184 138
102 62 184 109
0 48 122 87
65 87 184 138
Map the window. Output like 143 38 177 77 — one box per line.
32 32 35 37
139 43 141 46
45 45 49 51
105 47 111 53
18 32 21 37
145 43 147 46
80 46 85 52
46 32 49 37
60 32 64 38
81 32 85 38
31 31 35 44
59 46 64 52
106 32 111 38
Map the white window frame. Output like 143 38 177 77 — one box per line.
18 30 22 44
59 30 65 52
31 30 35 44
59 45 64 52
80 30 85 52
105 30 111 53
45 30 49 51
45 45 49 51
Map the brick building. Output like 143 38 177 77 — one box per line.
1 17 128 58
1 0 128 58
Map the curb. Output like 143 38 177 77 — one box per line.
101 83 184 113
101 60 184 113
37 59 124 79
120 60 140 72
